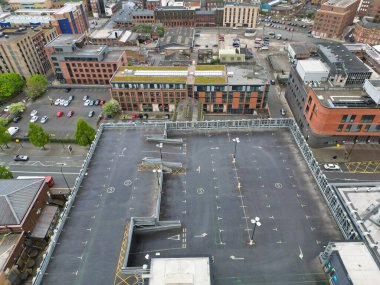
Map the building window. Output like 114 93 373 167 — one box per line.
341 115 356 123
337 124 344 132
364 125 371 132
345 124 352 131
360 115 375 123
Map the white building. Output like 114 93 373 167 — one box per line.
295 59 330 82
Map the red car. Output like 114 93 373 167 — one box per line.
132 114 137 119
56 111 64 117
67 110 74 117
99 99 105 105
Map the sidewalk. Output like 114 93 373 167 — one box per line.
0 142 89 157
311 144 380 163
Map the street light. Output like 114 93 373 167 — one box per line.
232 137 240 163
249 217 261 246
56 163 71 192
152 169 161 190
156 143 163 161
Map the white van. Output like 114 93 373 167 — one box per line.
7 127 19 136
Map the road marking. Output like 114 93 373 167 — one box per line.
210 147 219 150
197 188 204 194
275 183 282 189
298 245 304 260
196 166 201 173
124 180 132 186
230 256 244 260
10 170 80 175
167 234 180 241
194 233 207 238
107 187 115 193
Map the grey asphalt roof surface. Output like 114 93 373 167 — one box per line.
129 128 343 285
42 127 343 285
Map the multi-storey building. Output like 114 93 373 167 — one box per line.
205 0 224 10
318 43 372 87
45 34 128 85
358 0 380 21
353 17 380 45
131 10 155 25
9 0 53 10
88 29 135 46
312 0 360 39
0 27 57 78
223 3 259 28
110 65 269 114
145 0 160 10
50 2 89 34
52 0 91 13
154 6 195 27
285 58 380 147
195 10 216 27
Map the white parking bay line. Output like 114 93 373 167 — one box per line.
11 170 80 175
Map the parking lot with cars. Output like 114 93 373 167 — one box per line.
8 88 110 139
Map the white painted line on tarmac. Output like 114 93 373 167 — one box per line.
11 170 80 175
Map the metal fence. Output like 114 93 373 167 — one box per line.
32 118 359 285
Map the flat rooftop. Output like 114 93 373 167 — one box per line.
313 88 378 108
0 14 52 24
334 184 380 261
323 0 358 7
41 126 343 285
157 27 194 49
45 33 85 47
89 29 125 39
112 8 132 23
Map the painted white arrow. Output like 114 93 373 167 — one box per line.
230 256 245 260
194 233 207 238
298 245 304 260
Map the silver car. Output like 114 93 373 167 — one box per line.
40 116 48 124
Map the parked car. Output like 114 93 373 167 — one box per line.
270 80 276 85
84 100 91 106
323 164 340 170
14 155 29 161
7 127 19 136
132 114 137 119
40 116 48 124
56 111 64 117
54 99 61 106
30 115 39 122
94 99 100 106
99 100 105 105
83 95 89 101
68 95 74 101
30 110 38 116
89 100 94 106
63 100 70 107
3 106 10 112
13 116 22 123
67 110 74 117
88 110 94 117
65 88 72 93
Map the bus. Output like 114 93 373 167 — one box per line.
17 176 54 187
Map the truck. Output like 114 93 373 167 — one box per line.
17 176 55 187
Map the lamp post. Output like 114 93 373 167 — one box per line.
152 169 161 190
232 137 240 163
249 217 261 246
56 163 71 192
156 143 163 161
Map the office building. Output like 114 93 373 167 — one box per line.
50 2 89 34
353 17 380 45
285 57 380 147
223 3 259 28
312 0 360 39
110 65 269 114
154 6 195 27
318 43 372 87
358 0 380 21
9 0 53 10
0 27 57 78
45 34 128 85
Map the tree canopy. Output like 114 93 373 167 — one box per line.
28 122 49 149
8 102 26 115
102 99 121 116
0 166 13 179
0 73 25 100
74 118 96 147
25 74 49 100
0 125 11 149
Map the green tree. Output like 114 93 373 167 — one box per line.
25 74 48 101
8 102 26 115
0 125 11 149
0 166 13 179
28 122 49 150
102 99 121 117
0 73 25 100
74 118 96 147
0 118 8 127
157 27 165 37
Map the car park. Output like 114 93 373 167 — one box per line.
88 110 94 117
14 155 29 161
56 111 63 117
323 164 340 170
40 116 48 124
67 110 74 117
30 110 38 116
30 116 39 122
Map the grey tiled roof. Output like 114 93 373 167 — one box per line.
0 179 44 226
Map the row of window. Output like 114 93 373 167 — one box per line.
341 114 377 123
337 124 380 132
72 68 114 73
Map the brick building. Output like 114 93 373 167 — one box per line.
112 8 133 27
353 17 380 45
50 2 89 34
131 10 155 25
195 10 216 27
145 0 160 10
205 0 224 10
358 0 380 21
223 3 259 28
0 27 57 78
88 29 136 46
154 6 195 27
110 65 269 114
285 57 380 147
45 34 128 85
312 0 360 39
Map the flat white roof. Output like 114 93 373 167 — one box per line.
9 0 47 3
1 14 52 24
298 59 329 73
333 242 380 285
119 30 132 43
90 29 124 39
149 257 211 285
55 2 81 14
219 49 237 55
15 8 57 14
